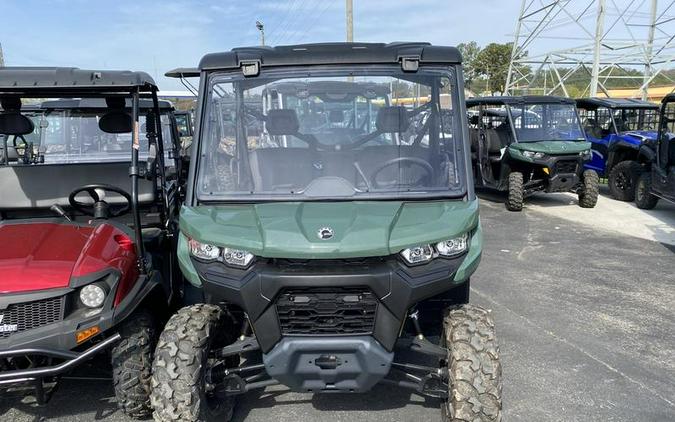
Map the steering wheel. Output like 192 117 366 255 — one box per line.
370 157 433 189
68 184 132 218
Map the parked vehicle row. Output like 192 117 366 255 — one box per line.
467 94 674 211
0 43 502 422
0 42 671 422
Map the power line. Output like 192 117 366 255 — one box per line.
274 0 316 45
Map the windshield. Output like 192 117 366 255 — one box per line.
37 109 173 164
197 66 463 201
508 103 584 142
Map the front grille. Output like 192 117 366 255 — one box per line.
276 287 378 335
555 159 578 174
0 296 65 339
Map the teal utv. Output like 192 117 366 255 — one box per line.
151 43 502 422
467 96 598 211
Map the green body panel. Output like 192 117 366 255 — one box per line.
509 140 591 156
178 200 481 287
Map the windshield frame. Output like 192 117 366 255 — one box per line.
190 64 468 204
505 101 586 143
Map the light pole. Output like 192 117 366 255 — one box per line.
346 0 353 42
256 21 265 46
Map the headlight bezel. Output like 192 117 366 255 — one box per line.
188 237 255 269
399 233 470 266
522 150 546 160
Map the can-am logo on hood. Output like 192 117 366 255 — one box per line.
0 314 18 333
317 227 334 240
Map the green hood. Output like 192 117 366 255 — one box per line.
509 140 591 155
180 200 479 259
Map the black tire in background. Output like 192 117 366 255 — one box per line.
578 169 600 208
506 171 524 212
608 160 642 201
635 171 659 210
151 304 237 422
441 304 502 422
111 310 156 419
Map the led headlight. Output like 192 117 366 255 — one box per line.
222 248 254 268
579 150 592 160
188 238 221 261
80 284 106 308
400 244 434 265
522 151 546 159
436 234 468 257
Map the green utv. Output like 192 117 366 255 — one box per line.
467 96 599 211
151 42 502 422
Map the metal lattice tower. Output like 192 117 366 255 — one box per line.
505 0 675 99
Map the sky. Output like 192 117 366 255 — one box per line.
0 0 519 90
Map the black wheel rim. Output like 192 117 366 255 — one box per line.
615 171 631 191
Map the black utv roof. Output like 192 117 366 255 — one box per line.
0 67 157 94
662 93 675 104
166 42 462 77
39 98 173 110
575 97 658 109
467 95 575 107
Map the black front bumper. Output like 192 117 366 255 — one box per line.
0 334 120 386
192 254 467 353
516 154 587 193
0 271 160 387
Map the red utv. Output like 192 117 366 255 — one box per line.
0 67 182 418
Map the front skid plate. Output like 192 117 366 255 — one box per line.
263 336 393 392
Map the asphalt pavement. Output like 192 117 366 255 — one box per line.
1 191 674 422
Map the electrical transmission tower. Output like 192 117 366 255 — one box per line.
505 0 675 99
0 42 4 67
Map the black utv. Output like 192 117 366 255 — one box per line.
635 93 675 209
467 96 598 211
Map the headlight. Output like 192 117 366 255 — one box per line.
435 234 468 257
222 248 255 268
580 150 592 160
522 151 546 159
80 284 107 308
188 238 255 268
188 238 221 261
400 244 434 264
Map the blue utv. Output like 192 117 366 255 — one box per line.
576 98 659 201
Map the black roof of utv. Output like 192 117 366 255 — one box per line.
39 98 174 110
466 95 575 107
0 67 157 94
166 42 462 77
576 97 658 110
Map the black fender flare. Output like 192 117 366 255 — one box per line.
636 144 656 164
607 142 640 171
111 271 167 326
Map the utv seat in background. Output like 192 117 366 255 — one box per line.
0 98 35 164
249 109 314 191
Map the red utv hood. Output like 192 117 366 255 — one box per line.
0 222 134 294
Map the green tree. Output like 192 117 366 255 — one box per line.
457 41 480 89
474 42 515 94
